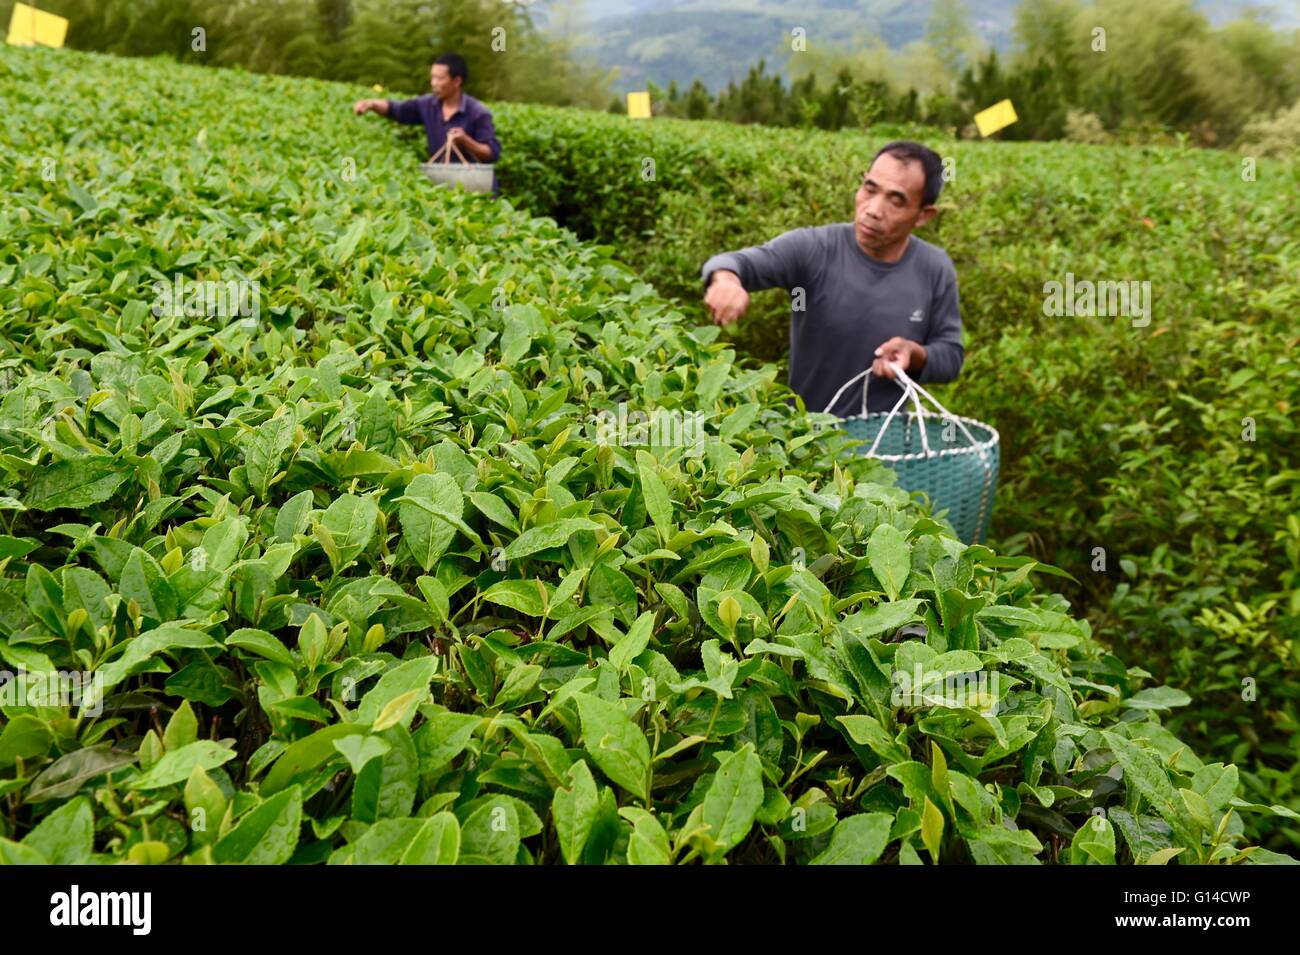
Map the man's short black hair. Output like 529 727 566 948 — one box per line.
435 53 468 84
871 140 944 207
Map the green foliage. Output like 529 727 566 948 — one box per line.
0 44 1294 865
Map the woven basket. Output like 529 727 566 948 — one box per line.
828 363 1000 544
420 139 494 194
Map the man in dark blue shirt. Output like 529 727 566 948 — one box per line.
353 53 502 197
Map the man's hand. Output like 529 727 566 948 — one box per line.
704 270 749 326
445 127 492 161
872 336 928 380
446 126 472 155
353 99 388 116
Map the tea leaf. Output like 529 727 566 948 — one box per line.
22 797 93 864
399 813 460 865
810 813 893 865
609 611 655 671
213 786 303 864
129 740 237 790
502 518 602 560
636 453 674 540
553 759 600 865
574 693 650 801
700 744 763 858
241 413 295 501
1103 731 1201 848
868 524 911 601
317 494 378 575
921 796 944 862
399 473 462 571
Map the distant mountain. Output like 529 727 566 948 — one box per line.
553 0 1300 93
584 0 1011 93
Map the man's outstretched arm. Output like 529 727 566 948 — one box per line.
700 228 815 326
352 97 422 124
701 228 814 295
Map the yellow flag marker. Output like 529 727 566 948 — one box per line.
974 98 1017 137
626 91 651 119
6 3 69 48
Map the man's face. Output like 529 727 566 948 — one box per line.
854 153 936 254
430 64 459 98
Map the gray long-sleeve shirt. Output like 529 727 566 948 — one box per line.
701 224 964 417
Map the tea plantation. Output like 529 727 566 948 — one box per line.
0 46 1294 864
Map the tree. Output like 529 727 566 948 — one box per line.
316 0 352 44
715 59 790 126
1010 0 1084 102
925 0 983 83
1180 13 1300 140
215 0 332 78
685 79 712 120
1075 0 1209 129
335 0 438 90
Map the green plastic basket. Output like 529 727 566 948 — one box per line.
828 364 1000 544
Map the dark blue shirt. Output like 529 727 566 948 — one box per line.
386 92 501 196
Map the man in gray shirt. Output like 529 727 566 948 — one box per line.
701 141 963 417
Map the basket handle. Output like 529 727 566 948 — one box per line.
824 362 991 465
892 364 992 466
821 367 871 417
429 137 469 165
863 363 929 457
821 361 911 419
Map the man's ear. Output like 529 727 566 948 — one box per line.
915 205 938 228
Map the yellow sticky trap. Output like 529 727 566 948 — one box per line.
626 91 651 119
974 99 1017 137
6 3 69 48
